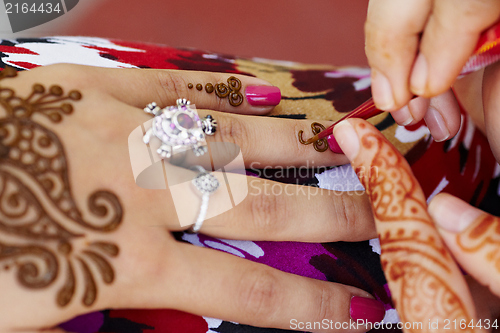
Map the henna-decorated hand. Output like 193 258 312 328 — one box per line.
333 118 500 332
0 64 384 333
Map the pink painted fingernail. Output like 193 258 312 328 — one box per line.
327 134 343 154
350 296 385 324
245 86 281 106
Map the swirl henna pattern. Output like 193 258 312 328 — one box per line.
297 122 329 152
0 67 122 307
457 214 500 272
352 121 476 332
188 76 244 106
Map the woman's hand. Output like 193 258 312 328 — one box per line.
333 117 500 331
0 64 384 333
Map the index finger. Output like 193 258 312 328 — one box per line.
23 64 281 115
365 0 432 111
332 118 479 330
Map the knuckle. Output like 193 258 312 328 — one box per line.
215 115 250 147
249 188 287 234
316 286 337 322
238 269 281 321
331 194 358 236
156 71 188 104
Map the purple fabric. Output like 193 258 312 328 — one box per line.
59 312 104 333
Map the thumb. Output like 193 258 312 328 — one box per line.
429 193 500 297
333 119 479 331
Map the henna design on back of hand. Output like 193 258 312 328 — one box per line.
353 122 475 332
0 67 122 307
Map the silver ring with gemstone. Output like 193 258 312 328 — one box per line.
142 99 217 160
188 165 220 233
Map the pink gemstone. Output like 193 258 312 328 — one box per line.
176 113 194 129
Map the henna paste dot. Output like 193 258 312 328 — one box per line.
397 229 404 236
69 91 82 100
196 84 203 91
0 66 18 78
359 123 366 129
412 230 420 237
50 86 63 96
8 193 19 207
33 84 45 94
205 83 214 93
38 136 51 148
61 104 73 114
42 179 54 191
187 83 193 89
58 242 72 255
49 113 63 122
411 207 418 214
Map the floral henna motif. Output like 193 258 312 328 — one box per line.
353 122 475 332
0 67 122 307
457 214 500 272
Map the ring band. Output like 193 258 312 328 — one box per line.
188 165 220 233
142 99 217 160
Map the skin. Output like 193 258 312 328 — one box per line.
0 64 379 333
5 61 499 332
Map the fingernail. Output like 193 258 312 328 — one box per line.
391 105 414 126
327 134 343 154
332 120 359 161
424 107 450 142
410 53 428 96
371 69 394 111
350 296 385 324
428 194 483 233
245 86 281 106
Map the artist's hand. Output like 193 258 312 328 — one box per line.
333 118 500 331
0 64 384 333
365 0 500 112
428 194 500 332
